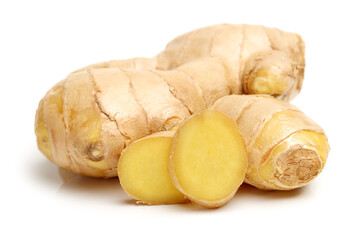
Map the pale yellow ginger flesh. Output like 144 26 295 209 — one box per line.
118 132 186 205
169 110 248 208
211 95 330 190
36 24 305 178
248 68 293 96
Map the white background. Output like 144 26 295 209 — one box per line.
1 0 358 239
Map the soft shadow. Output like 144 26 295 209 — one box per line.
119 198 210 211
27 156 63 187
175 202 221 212
119 199 174 206
235 183 307 200
57 168 126 199
121 199 138 205
28 153 126 201
29 154 308 208
171 198 242 212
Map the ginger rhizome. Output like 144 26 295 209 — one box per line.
118 132 187 205
78 24 305 101
168 110 248 208
35 60 226 177
35 24 306 178
211 95 330 190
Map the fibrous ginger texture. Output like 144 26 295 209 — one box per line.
211 95 330 190
78 24 305 101
168 110 248 208
35 24 305 177
35 60 230 177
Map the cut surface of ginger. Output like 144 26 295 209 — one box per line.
169 110 248 208
257 130 329 189
118 133 186 205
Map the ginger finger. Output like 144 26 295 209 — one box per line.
78 24 305 100
242 51 297 100
211 95 329 190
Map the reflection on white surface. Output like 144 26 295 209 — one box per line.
28 156 128 205
16 148 352 240
28 154 310 209
57 169 125 203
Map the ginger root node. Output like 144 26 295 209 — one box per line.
275 146 321 187
86 142 104 161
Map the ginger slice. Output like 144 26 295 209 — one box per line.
169 110 248 208
118 132 186 205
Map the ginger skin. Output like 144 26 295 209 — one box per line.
35 24 306 178
211 95 329 190
35 99 52 160
34 59 231 177
77 24 305 101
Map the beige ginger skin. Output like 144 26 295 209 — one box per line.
35 60 226 178
211 95 330 190
78 24 305 101
35 24 307 181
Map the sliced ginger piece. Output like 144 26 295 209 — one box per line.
169 110 248 208
118 132 187 205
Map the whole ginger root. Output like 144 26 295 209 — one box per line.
35 24 309 184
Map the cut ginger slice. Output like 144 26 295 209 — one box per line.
118 132 187 205
169 110 248 208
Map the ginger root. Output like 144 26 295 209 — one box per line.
38 57 227 177
168 110 248 208
211 95 330 190
35 24 306 178
78 24 305 101
118 132 186 205
34 59 233 177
